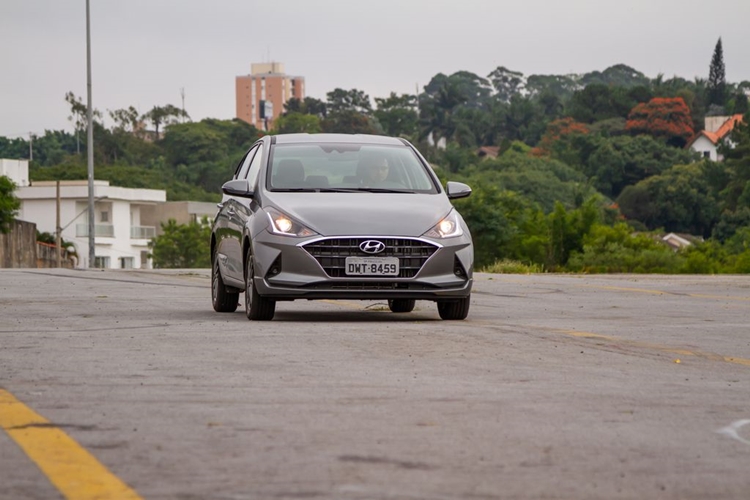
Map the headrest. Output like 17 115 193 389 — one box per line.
274 159 305 185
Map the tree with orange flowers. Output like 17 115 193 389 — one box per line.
531 117 589 157
625 97 694 147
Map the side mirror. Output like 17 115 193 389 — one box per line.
221 179 253 198
446 181 471 200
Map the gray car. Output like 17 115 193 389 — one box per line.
211 133 473 321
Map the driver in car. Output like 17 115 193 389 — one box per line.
357 155 397 187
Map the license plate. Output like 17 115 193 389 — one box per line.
345 257 399 276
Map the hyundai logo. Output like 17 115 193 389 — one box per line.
359 240 386 254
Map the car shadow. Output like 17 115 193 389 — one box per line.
268 309 441 322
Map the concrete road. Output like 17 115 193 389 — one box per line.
1 269 749 499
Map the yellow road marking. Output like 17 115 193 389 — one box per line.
552 328 750 367
473 320 750 368
0 389 141 500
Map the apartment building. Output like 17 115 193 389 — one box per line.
236 62 305 130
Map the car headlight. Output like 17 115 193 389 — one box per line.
423 209 463 238
266 207 317 237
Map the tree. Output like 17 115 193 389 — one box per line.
142 104 189 141
719 111 750 212
546 198 601 269
322 89 378 134
532 117 589 156
0 136 29 160
149 219 211 268
373 93 418 137
161 122 228 167
109 106 140 133
325 88 373 115
501 95 545 145
321 110 380 134
708 37 727 107
580 64 650 88
566 84 637 124
0 176 20 233
625 97 694 147
65 91 102 154
418 72 493 144
273 112 322 134
472 146 594 213
566 223 682 273
487 66 525 103
526 74 579 100
616 163 721 236
573 134 698 198
284 97 327 118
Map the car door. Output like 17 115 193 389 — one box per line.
216 144 260 282
224 142 265 282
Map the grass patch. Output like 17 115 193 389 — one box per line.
480 259 544 274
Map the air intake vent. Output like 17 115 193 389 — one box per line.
302 238 439 278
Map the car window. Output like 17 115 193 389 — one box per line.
245 143 264 188
268 143 438 193
235 145 259 180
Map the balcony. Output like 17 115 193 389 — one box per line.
76 224 114 237
130 226 156 239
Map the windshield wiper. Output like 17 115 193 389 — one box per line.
348 187 416 193
316 188 363 193
272 187 416 194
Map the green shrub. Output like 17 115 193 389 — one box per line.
481 259 544 274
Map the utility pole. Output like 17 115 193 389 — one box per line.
86 0 95 268
29 133 34 162
56 180 62 268
180 87 186 123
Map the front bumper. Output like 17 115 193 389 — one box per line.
250 231 473 301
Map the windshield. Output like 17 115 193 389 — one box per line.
267 143 439 193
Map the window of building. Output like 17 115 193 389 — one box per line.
100 211 109 223
94 256 110 269
119 257 135 269
703 151 711 158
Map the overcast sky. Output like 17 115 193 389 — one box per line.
2 0 749 138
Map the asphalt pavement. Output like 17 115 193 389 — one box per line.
1 269 749 499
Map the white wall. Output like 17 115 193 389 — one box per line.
0 159 30 187
690 136 718 162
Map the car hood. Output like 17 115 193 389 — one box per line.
263 192 453 236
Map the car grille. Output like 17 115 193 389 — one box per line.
302 238 439 278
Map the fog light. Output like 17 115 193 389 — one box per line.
267 255 282 277
454 256 467 279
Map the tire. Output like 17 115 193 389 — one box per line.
437 295 470 320
212 253 239 313
388 299 415 313
245 250 275 321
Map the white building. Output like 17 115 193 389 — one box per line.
687 114 744 162
0 159 30 187
17 180 166 269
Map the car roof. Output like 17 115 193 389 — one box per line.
272 133 406 146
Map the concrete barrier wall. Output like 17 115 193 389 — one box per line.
0 220 37 268
36 241 75 269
